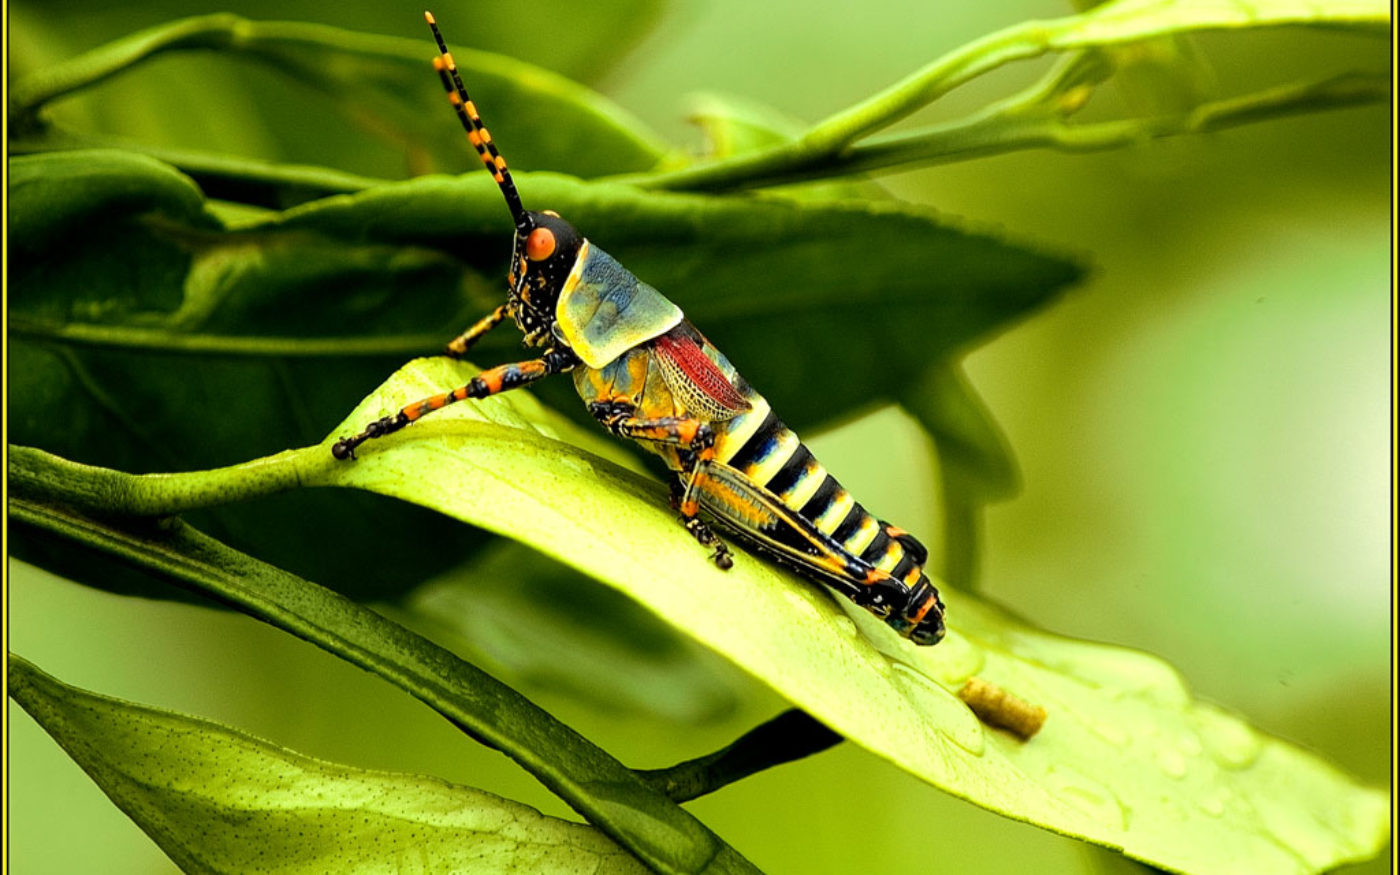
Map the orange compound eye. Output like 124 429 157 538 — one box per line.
525 227 556 261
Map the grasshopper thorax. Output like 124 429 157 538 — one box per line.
508 210 583 345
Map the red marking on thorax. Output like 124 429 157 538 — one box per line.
653 334 749 413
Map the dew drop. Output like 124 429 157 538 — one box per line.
551 452 585 475
918 632 985 687
1048 766 1130 830
1196 789 1229 818
1155 745 1187 779
1191 705 1263 769
1083 714 1130 748
1175 730 1203 758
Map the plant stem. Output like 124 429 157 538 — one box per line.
636 710 842 803
9 444 315 516
634 71 1388 192
850 71 1391 171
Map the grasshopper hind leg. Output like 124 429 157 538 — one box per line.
588 397 735 570
669 478 734 570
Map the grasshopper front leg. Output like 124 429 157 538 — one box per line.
587 399 734 570
333 347 578 459
444 303 510 358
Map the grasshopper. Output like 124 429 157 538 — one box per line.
334 12 946 645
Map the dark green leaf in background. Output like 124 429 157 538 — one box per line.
10 12 670 189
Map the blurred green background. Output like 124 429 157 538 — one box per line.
8 1 1390 873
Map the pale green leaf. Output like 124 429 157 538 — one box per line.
8 654 649 875
317 358 1389 875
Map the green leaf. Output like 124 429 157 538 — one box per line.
8 654 651 875
10 147 218 260
11 14 669 186
304 359 1387 875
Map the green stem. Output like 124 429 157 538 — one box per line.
854 70 1390 171
8 446 762 875
806 20 1056 152
8 444 317 516
634 71 1388 192
637 710 842 803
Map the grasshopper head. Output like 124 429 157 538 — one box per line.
508 210 583 345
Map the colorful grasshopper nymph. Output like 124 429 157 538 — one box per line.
333 12 946 645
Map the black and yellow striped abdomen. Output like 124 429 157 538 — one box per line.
711 390 928 589
571 320 943 643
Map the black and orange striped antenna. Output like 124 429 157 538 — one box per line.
425 11 530 232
